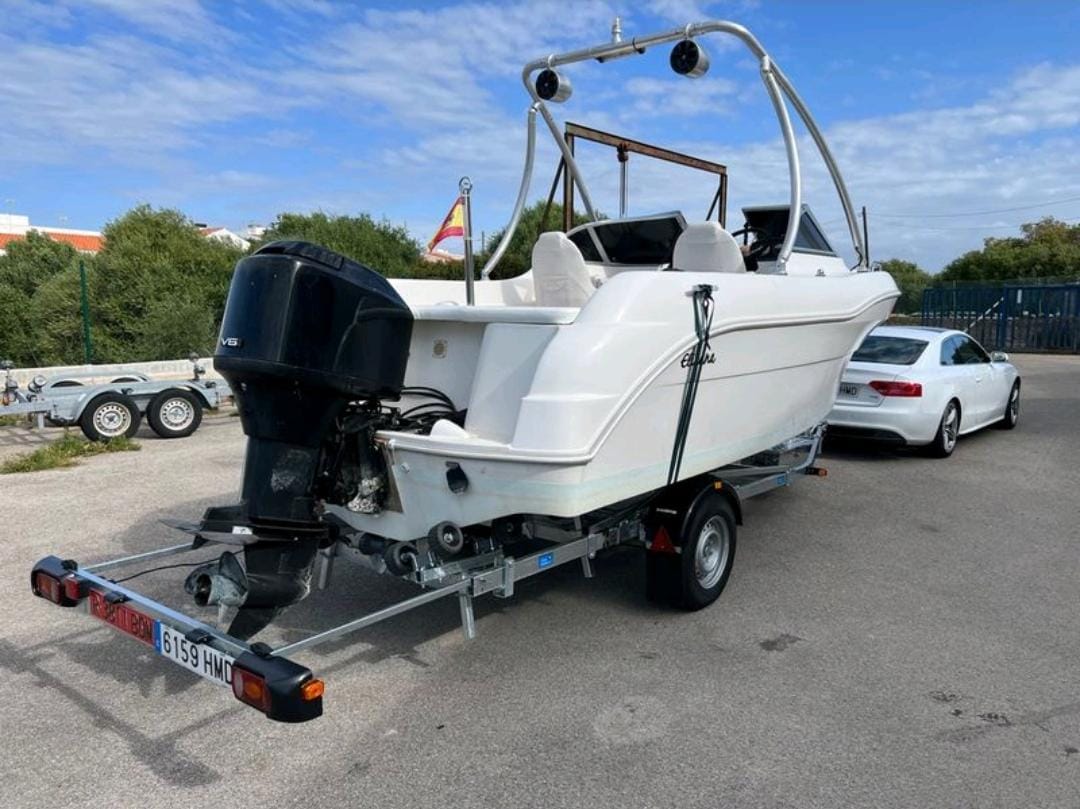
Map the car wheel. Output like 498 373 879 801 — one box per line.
927 399 960 458
148 389 202 438
79 393 141 441
997 382 1020 430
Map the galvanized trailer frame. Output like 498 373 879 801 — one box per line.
31 425 825 721
2 358 231 437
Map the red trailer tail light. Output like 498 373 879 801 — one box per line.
31 556 83 607
229 652 324 721
869 380 923 397
63 574 86 602
34 571 63 604
232 667 271 713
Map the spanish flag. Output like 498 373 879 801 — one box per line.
427 196 465 251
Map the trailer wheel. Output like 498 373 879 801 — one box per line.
647 491 736 610
79 393 141 441
148 389 202 438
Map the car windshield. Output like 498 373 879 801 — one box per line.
852 335 928 365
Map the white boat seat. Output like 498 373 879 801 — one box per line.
672 222 746 273
531 231 595 307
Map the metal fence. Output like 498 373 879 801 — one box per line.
921 282 1080 353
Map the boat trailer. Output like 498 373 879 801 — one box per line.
30 426 826 723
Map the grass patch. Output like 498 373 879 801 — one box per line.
0 414 26 427
0 432 140 474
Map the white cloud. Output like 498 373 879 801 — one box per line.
81 0 224 42
4 1 1078 271
0 33 273 162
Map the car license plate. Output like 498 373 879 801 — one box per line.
839 383 859 397
154 623 235 688
89 590 155 646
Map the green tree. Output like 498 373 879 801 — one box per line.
258 211 421 277
477 201 592 279
938 217 1080 283
879 258 932 314
25 267 84 366
0 231 80 365
85 205 244 362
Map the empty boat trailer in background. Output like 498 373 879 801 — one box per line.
31 19 897 721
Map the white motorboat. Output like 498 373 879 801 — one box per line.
31 22 901 713
199 19 898 631
311 26 899 541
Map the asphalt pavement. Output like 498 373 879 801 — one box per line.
1 355 1078 808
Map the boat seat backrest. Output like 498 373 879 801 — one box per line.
531 231 596 307
672 222 746 273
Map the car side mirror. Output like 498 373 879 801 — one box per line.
990 351 1009 363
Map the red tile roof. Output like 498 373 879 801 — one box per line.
0 230 104 253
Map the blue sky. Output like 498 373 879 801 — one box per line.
3 0 1079 271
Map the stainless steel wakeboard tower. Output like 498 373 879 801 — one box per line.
482 18 868 278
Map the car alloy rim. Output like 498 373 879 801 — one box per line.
943 405 958 451
94 403 131 437
694 515 730 589
1009 388 1019 420
160 397 195 430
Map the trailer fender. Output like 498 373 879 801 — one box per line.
646 476 742 553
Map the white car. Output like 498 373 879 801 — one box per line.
828 326 1020 457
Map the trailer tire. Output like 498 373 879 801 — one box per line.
148 389 202 438
646 491 736 610
79 393 141 441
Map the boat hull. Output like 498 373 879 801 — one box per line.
329 270 897 539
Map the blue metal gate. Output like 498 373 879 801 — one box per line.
922 282 1080 353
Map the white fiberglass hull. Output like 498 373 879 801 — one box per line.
329 270 897 540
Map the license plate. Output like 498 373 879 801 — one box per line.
88 590 235 687
89 590 155 646
839 383 859 397
154 623 235 688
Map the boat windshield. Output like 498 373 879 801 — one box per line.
567 214 686 265
742 206 837 258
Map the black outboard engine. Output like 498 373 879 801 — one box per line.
185 241 413 638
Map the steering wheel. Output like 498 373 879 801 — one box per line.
729 226 776 261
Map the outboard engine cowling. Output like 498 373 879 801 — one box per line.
216 240 413 529
195 241 412 639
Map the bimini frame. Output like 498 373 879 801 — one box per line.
482 19 868 278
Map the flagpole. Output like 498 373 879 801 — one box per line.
460 176 475 306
